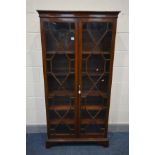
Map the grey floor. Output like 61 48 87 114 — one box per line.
26 132 129 155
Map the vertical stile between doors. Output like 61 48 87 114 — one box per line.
75 20 80 137
77 20 83 137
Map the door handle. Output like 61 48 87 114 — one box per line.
78 85 81 95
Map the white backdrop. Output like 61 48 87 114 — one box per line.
26 0 129 125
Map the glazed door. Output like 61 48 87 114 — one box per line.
41 18 115 138
79 20 114 137
42 18 78 137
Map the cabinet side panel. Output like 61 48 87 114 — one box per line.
105 19 118 137
40 18 50 138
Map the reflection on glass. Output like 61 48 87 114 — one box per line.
44 22 75 52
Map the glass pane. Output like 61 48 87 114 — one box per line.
82 22 112 53
44 22 75 52
80 22 112 135
44 21 76 136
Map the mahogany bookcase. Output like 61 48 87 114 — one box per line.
37 11 120 148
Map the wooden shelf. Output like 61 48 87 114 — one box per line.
48 90 108 97
46 51 111 55
83 51 111 55
49 105 74 111
79 133 105 136
48 90 74 97
81 119 106 125
82 90 108 97
49 118 105 125
46 51 74 54
47 71 109 76
49 104 106 111
50 119 75 125
81 105 106 110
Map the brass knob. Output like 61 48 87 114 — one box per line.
78 90 81 94
96 68 99 72
78 85 81 94
101 79 104 82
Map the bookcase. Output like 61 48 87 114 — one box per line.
38 11 120 148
